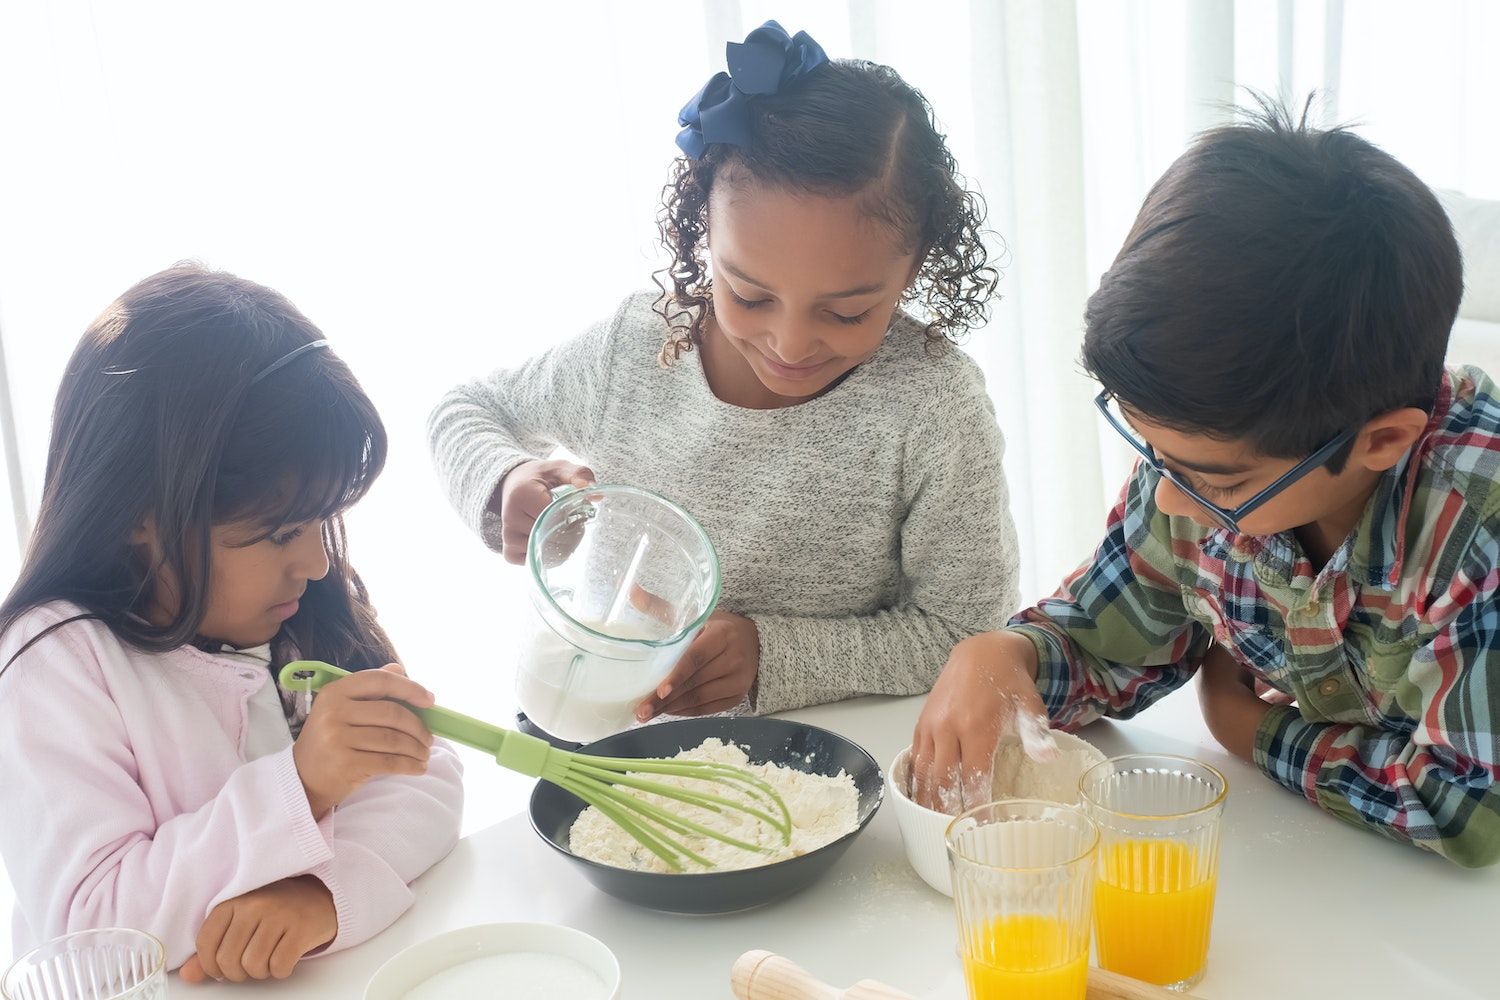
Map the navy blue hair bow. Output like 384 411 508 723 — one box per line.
676 20 830 159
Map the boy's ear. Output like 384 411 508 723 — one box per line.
1353 408 1429 473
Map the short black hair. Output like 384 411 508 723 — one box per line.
1082 95 1463 470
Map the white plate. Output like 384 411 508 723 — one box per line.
365 922 622 1000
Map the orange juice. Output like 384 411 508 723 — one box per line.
1093 839 1216 986
961 913 1089 1000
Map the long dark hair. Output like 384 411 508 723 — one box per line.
0 263 395 674
655 59 999 363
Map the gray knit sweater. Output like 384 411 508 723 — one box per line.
428 291 1020 714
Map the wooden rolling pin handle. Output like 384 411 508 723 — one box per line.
731 950 911 1000
1087 967 1206 999
729 950 1205 1000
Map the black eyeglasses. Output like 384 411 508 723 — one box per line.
1094 390 1357 533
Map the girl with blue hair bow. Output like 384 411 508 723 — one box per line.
431 22 1020 752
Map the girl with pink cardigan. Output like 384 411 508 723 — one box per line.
0 265 463 982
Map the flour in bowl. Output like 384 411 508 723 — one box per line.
567 738 859 873
988 737 1102 804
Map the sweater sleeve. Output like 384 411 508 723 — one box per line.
304 740 464 954
427 301 624 550
750 371 1021 714
0 625 333 970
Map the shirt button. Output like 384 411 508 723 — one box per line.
1301 598 1320 617
1318 678 1341 697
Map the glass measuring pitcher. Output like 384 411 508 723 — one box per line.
514 484 721 743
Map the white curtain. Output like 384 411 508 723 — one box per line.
0 1 1495 843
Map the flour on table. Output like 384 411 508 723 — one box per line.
567 738 859 873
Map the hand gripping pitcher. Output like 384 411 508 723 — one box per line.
514 484 722 742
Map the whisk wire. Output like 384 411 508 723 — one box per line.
578 775 775 853
564 760 793 840
572 782 712 870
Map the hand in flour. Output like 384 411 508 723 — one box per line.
178 876 336 983
293 664 436 820
909 630 1057 813
492 458 596 565
636 611 759 719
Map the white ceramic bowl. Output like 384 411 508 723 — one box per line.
365 922 621 1000
887 731 1107 896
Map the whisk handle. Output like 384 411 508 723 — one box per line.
278 660 550 772
279 660 349 693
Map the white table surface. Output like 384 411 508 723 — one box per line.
190 685 1500 999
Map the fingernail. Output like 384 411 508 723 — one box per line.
636 706 651 721
657 683 672 698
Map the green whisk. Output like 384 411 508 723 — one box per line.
279 661 792 871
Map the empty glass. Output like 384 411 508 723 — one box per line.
515 484 721 742
946 800 1099 1000
2 928 166 1000
1079 754 1227 992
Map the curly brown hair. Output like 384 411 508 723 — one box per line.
654 59 1000 365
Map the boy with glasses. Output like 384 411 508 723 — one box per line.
909 100 1499 867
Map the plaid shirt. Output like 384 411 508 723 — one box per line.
1012 367 1500 867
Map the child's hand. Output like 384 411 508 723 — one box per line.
494 459 596 565
637 612 759 719
1196 643 1273 761
909 631 1053 813
178 875 336 983
292 663 436 819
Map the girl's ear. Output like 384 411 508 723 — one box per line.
1354 408 1430 473
130 518 155 548
905 247 927 288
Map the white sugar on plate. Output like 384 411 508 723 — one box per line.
402 952 609 1000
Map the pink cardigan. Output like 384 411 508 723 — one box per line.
0 603 464 969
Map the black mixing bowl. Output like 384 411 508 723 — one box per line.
529 716 884 914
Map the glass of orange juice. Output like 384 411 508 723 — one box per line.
1079 754 1227 992
946 800 1099 1000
